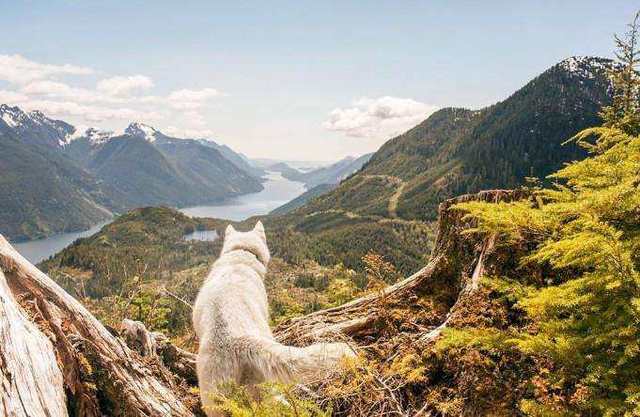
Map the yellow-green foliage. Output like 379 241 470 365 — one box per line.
207 383 330 417
446 16 640 416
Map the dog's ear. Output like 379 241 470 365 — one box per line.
254 221 266 241
225 224 236 236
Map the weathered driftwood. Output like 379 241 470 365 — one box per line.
275 190 525 345
0 268 68 417
0 235 198 417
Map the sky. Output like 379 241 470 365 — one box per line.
0 0 636 160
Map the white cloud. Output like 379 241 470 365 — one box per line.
0 90 29 104
0 54 223 135
167 88 223 110
20 80 109 104
96 75 154 96
323 96 438 139
0 54 93 85
20 100 161 123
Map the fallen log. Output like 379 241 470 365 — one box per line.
0 235 199 417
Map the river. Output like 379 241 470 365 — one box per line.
12 171 305 264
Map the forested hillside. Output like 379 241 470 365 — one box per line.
261 56 614 274
0 129 123 241
291 56 613 222
40 207 393 344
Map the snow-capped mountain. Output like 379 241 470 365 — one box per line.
124 122 160 142
0 105 265 241
0 103 263 178
65 127 115 146
558 56 616 80
0 104 74 148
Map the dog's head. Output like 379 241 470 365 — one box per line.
220 221 271 266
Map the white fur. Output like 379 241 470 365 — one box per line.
193 221 354 416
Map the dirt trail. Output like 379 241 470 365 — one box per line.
304 173 410 222
388 182 406 218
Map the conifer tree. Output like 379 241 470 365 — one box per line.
601 11 640 135
445 12 640 416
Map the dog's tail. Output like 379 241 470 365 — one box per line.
235 336 356 384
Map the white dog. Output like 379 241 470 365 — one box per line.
193 221 354 415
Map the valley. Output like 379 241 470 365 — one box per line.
0 108 265 242
1 5 639 417
1 33 637 417
12 170 306 263
35 55 617 342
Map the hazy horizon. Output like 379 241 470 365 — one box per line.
1 0 636 160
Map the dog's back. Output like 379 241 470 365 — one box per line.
193 222 355 416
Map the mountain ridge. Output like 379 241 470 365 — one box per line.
0 106 265 241
287 55 614 222
272 153 373 188
262 55 615 274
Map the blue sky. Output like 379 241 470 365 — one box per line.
0 1 636 159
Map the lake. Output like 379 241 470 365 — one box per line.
178 171 306 220
12 222 111 265
12 171 305 264
183 229 219 242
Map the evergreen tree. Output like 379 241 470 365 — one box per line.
601 11 640 136
447 13 640 416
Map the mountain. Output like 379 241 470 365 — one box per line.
151 131 265 204
251 158 331 171
287 56 613 221
273 153 373 188
264 56 615 273
62 127 115 165
0 121 123 241
266 162 307 181
0 104 74 148
0 107 264 241
308 153 373 187
70 122 264 208
196 139 265 178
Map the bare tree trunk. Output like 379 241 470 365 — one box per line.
0 235 199 417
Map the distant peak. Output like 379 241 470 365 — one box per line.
125 122 160 142
0 104 50 129
28 109 45 118
556 56 615 79
0 104 27 128
65 126 114 145
0 103 23 113
0 104 74 147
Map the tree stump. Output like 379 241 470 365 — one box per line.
274 190 527 345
